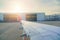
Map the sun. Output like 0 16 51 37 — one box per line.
12 3 24 13
3 2 25 13
13 5 22 12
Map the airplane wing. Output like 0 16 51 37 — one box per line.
22 20 60 40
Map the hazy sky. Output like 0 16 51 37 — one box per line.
0 0 60 15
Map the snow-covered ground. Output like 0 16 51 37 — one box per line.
22 20 60 40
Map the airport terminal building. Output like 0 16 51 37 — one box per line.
25 13 45 21
0 13 45 22
0 13 19 22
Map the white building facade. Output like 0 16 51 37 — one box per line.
37 13 45 21
0 13 4 21
25 13 45 21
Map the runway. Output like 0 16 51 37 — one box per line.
0 22 23 40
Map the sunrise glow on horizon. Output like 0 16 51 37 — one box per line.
0 0 60 15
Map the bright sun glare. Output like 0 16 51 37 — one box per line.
12 3 24 13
